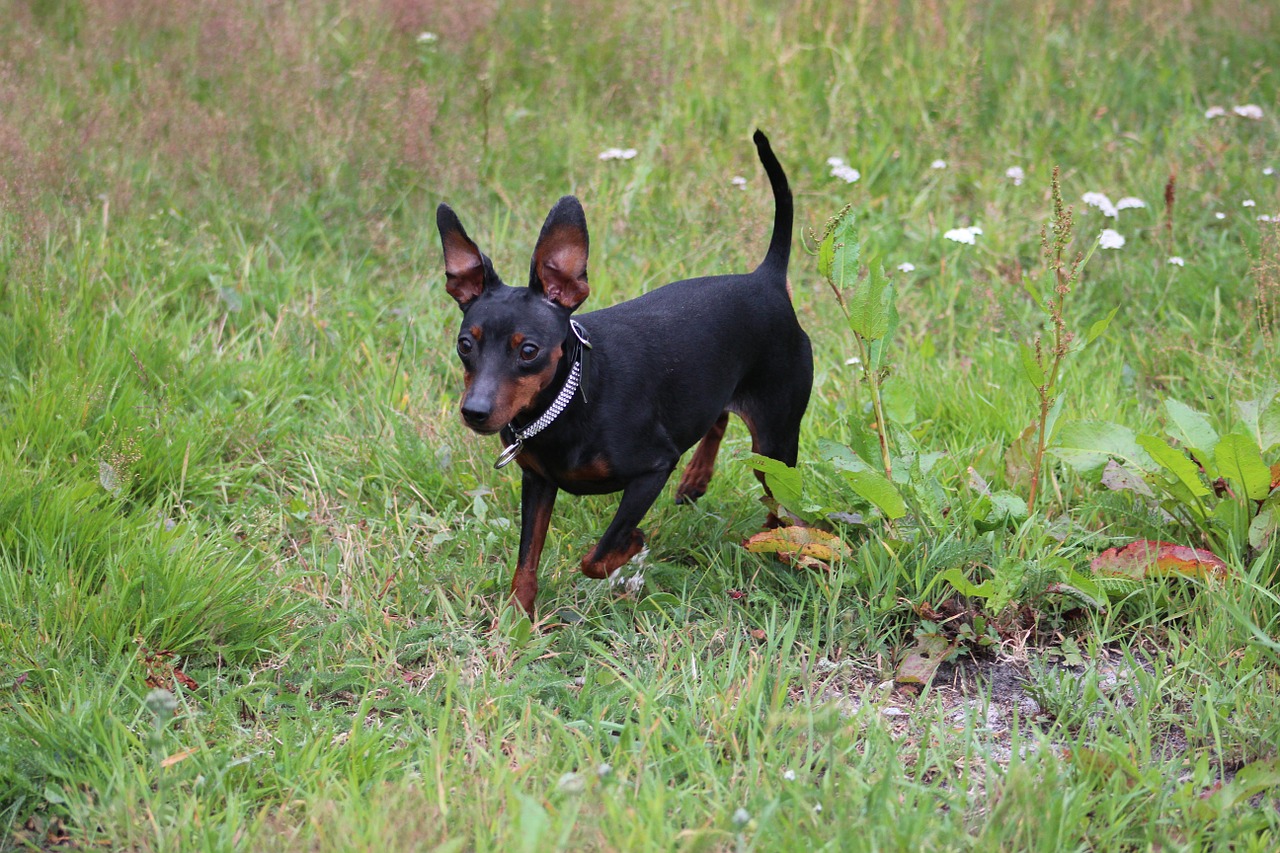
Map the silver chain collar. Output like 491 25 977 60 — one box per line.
494 320 591 469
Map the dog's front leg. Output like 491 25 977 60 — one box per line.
512 471 558 618
580 469 671 579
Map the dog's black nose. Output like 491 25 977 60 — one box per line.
461 403 491 428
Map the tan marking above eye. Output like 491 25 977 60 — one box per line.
469 325 483 340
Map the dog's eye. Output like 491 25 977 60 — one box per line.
457 337 473 357
518 342 540 362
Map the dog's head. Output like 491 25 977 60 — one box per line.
436 197 589 434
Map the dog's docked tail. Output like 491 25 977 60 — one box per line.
752 129 792 278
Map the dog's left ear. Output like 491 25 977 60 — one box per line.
530 196 590 311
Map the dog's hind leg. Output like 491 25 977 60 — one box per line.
674 412 730 504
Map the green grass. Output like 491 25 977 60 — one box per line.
3 0 1280 848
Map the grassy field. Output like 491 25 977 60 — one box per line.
3 0 1280 849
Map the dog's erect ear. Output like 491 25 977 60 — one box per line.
530 196 589 311
437 203 487 308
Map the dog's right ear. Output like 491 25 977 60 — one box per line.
437 203 487 308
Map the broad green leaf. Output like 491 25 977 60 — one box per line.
1210 757 1280 811
1249 505 1277 551
1214 433 1271 500
745 454 804 510
1048 420 1155 475
941 567 992 598
881 381 916 425
635 592 681 613
1211 498 1251 545
1060 569 1108 610
819 439 871 472
840 469 907 519
506 614 533 647
847 261 893 341
1164 399 1218 475
1135 434 1210 497
1236 386 1280 453
1019 342 1046 388
867 290 900 370
821 209 860 291
990 491 1029 523
1160 480 1208 520
1085 305 1120 344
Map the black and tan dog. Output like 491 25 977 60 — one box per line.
436 130 812 618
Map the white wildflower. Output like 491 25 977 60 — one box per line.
1006 166 1025 186
1215 212 1226 220
943 226 980 245
732 808 751 828
1243 199 1256 207
1204 106 1227 119
783 769 797 781
1259 214 1277 223
1265 167 1275 176
896 262 915 273
1167 256 1185 267
1082 191 1118 218
1115 197 1146 211
827 156 847 167
731 175 747 188
598 147 638 161
416 31 438 44
930 159 947 170
1233 104 1264 120
1098 228 1125 249
830 163 860 183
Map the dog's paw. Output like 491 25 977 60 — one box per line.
580 529 646 579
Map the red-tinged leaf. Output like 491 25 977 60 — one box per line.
743 527 851 570
1271 462 1280 490
1090 539 1229 580
895 633 957 685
